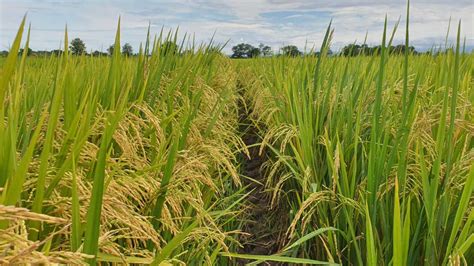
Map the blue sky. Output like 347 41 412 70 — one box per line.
1 0 473 54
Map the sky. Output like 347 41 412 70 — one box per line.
1 0 473 54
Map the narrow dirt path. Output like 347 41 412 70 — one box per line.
237 93 287 265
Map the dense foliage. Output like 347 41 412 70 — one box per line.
0 12 472 266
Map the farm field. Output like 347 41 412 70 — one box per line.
0 15 473 266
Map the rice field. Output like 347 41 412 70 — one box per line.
0 12 473 266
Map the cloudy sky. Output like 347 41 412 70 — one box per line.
1 0 473 54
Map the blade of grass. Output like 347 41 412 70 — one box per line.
220 253 339 265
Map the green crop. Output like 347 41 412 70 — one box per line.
0 2 472 264
240 10 472 266
0 15 246 265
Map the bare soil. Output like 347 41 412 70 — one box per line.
236 98 288 266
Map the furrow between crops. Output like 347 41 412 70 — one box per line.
236 81 288 265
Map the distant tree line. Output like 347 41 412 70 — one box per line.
68 38 136 56
230 42 422 58
0 37 214 57
0 37 464 58
0 37 139 57
340 44 417 56
231 43 272 58
231 43 306 58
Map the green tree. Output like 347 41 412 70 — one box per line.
69 38 86 55
231 43 254 58
122 43 133 56
249 47 261 58
281 45 301 57
259 43 272 57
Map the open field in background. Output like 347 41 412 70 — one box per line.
0 10 473 266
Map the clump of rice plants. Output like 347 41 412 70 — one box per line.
241 8 473 266
0 16 246 265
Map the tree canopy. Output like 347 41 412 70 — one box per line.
281 45 301 57
231 43 273 58
231 43 254 58
259 43 272 57
122 43 133 56
341 43 417 56
70 38 86 55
